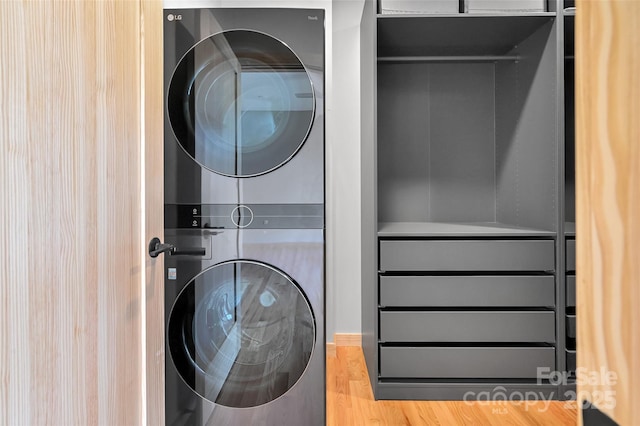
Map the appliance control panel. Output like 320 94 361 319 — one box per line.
165 204 324 230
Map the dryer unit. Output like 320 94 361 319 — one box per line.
163 7 325 206
162 6 325 426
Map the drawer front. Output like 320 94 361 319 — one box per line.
567 314 576 339
379 239 555 272
380 346 556 378
566 275 576 308
380 311 556 343
566 349 576 372
566 239 576 271
380 275 555 307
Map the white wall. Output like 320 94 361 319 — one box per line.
164 0 363 341
326 0 364 340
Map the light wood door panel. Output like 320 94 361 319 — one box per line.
576 0 640 424
142 1 165 425
0 1 151 424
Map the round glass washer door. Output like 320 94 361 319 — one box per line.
168 260 316 408
167 30 315 177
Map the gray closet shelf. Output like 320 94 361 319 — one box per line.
378 14 555 57
378 221 555 237
378 55 521 62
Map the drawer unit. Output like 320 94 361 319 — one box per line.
380 275 555 307
566 349 576 372
566 239 576 271
380 311 556 343
380 346 556 379
379 239 555 272
566 275 576 308
566 314 576 339
375 236 557 396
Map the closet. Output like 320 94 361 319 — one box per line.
361 0 576 399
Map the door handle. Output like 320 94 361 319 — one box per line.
148 237 206 258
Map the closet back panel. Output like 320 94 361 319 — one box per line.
430 64 496 222
378 63 496 223
378 63 431 222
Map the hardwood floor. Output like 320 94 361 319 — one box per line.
327 346 578 425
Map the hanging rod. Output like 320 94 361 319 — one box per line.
378 55 521 63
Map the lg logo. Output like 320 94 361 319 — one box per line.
167 14 182 21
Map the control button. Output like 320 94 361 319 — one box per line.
231 205 254 228
192 219 199 227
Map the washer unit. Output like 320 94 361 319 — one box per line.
162 7 325 426
163 227 324 425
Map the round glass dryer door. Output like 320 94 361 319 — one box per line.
168 260 316 408
167 30 315 177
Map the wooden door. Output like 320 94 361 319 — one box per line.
576 0 640 424
143 1 165 425
0 1 164 424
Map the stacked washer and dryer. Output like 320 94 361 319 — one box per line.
161 6 325 425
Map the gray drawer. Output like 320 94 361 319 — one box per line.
566 275 576 308
567 314 576 339
380 311 556 343
379 239 555 272
380 275 555 307
566 349 576 372
380 346 556 379
566 239 576 271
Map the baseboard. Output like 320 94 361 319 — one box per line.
334 333 362 347
327 334 361 358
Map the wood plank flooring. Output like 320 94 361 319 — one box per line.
327 346 578 425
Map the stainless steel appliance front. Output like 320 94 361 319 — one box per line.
163 7 325 426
